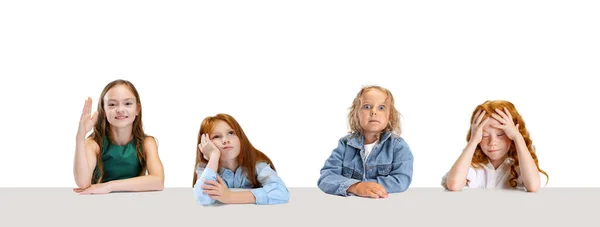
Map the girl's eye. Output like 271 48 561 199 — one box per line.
378 105 385 110
212 135 220 139
363 104 371 109
228 131 235 135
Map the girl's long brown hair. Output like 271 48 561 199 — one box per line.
192 113 276 187
90 79 148 183
467 100 548 187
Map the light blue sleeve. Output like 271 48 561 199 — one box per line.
193 166 218 205
249 162 290 205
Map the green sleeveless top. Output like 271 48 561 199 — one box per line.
92 137 142 183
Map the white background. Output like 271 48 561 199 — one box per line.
1 1 598 188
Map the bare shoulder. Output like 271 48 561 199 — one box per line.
143 136 159 153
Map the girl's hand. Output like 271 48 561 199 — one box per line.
73 182 112 195
198 133 220 160
348 182 388 199
78 97 98 137
490 107 521 141
468 109 489 145
202 176 233 203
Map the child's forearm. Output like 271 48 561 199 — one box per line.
318 172 360 196
193 169 217 205
446 142 477 191
514 135 541 192
74 135 93 189
107 174 164 192
372 174 411 193
206 153 220 174
226 191 256 204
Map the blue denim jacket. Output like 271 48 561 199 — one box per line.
194 162 290 205
317 131 414 196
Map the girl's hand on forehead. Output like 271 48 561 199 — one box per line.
199 133 220 160
469 109 489 145
78 97 99 137
490 107 521 141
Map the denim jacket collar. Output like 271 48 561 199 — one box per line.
347 131 393 149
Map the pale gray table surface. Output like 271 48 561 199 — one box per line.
1 188 598 226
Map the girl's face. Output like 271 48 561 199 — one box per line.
480 118 512 163
358 89 390 135
210 120 241 162
103 84 139 128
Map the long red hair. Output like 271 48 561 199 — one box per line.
192 113 276 187
467 100 548 187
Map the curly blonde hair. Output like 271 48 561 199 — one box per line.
348 85 401 137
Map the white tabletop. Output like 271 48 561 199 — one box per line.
1 187 597 226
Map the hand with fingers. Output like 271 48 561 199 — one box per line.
78 97 99 138
490 107 521 141
348 182 389 199
198 133 220 160
201 175 233 203
468 109 490 145
73 182 112 195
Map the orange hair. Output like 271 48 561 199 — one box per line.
192 113 276 187
467 100 548 187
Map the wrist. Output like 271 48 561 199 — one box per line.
347 182 359 193
464 141 479 152
209 152 221 160
104 181 116 192
513 134 526 148
512 133 524 142
224 189 233 200
76 131 87 141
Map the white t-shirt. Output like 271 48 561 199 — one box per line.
442 158 525 190
363 141 378 160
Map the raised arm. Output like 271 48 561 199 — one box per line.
490 107 540 192
445 109 488 191
73 97 99 189
193 133 222 205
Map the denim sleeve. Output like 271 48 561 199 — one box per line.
249 162 290 205
317 138 360 196
370 138 413 193
193 166 218 205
